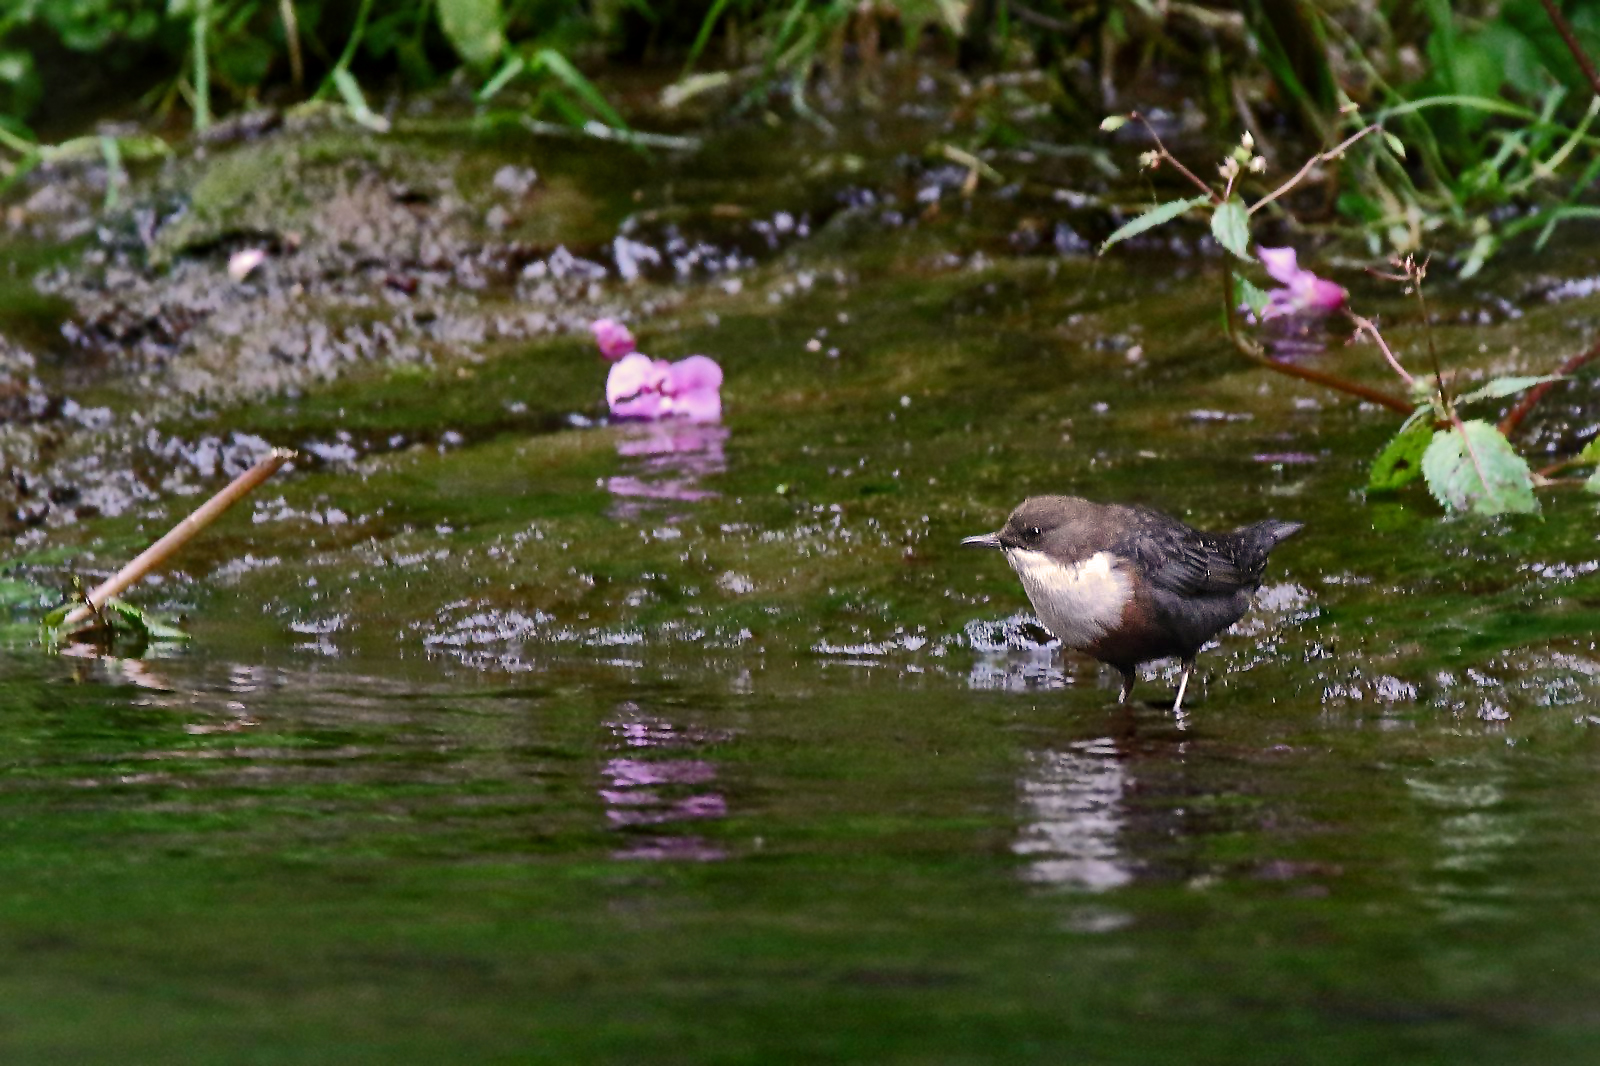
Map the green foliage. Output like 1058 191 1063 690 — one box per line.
1371 374 1569 514
1099 196 1210 254
39 596 190 647
1456 374 1566 405
1578 437 1600 495
1232 274 1270 317
1209 200 1251 260
439 0 507 67
1421 419 1539 516
1369 421 1433 493
331 68 388 132
0 0 608 141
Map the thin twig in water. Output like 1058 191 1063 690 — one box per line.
60 449 296 630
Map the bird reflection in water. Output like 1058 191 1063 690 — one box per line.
606 422 728 523
601 702 728 861
1014 738 1135 892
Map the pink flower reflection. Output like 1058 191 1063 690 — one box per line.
1258 247 1346 319
590 318 636 360
605 757 718 787
600 707 730 861
613 837 726 862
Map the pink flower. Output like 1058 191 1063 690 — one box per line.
1258 247 1346 319
590 318 637 361
606 353 723 422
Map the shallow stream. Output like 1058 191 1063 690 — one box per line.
2 87 1599 1062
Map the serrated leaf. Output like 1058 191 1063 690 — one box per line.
1421 420 1538 515
1456 374 1564 406
1233 274 1270 315
1210 200 1251 260
1099 196 1210 254
1369 421 1434 492
437 0 505 67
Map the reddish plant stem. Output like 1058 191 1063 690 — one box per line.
1251 355 1418 414
1537 0 1600 96
1347 313 1416 387
1130 111 1223 204
1249 124 1382 217
1498 335 1600 438
1220 265 1415 413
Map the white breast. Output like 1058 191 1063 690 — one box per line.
1005 549 1133 650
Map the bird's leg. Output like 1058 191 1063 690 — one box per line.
1172 659 1195 714
1117 668 1136 705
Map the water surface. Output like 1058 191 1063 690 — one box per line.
2 93 1600 1063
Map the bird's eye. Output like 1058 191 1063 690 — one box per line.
1028 526 1041 539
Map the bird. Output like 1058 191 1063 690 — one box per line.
962 495 1302 712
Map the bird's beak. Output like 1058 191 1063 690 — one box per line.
961 532 1003 550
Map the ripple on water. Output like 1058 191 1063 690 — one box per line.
601 704 729 861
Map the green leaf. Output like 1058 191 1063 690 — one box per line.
1421 420 1539 515
684 0 736 72
331 69 389 132
1398 402 1436 435
531 49 630 132
1381 130 1406 158
437 0 505 67
1209 200 1251 260
1577 436 1600 465
104 598 190 642
1099 196 1210 255
1456 374 1563 406
1586 466 1600 495
1374 94 1539 124
1099 115 1128 132
477 54 524 102
1369 421 1434 492
1233 274 1270 316
1458 232 1498 279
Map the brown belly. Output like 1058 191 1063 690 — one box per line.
1078 591 1189 669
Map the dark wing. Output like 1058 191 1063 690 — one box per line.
1111 508 1264 598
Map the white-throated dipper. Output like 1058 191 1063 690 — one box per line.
963 496 1302 712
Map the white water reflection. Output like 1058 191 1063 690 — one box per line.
1405 765 1521 923
1014 738 1135 893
